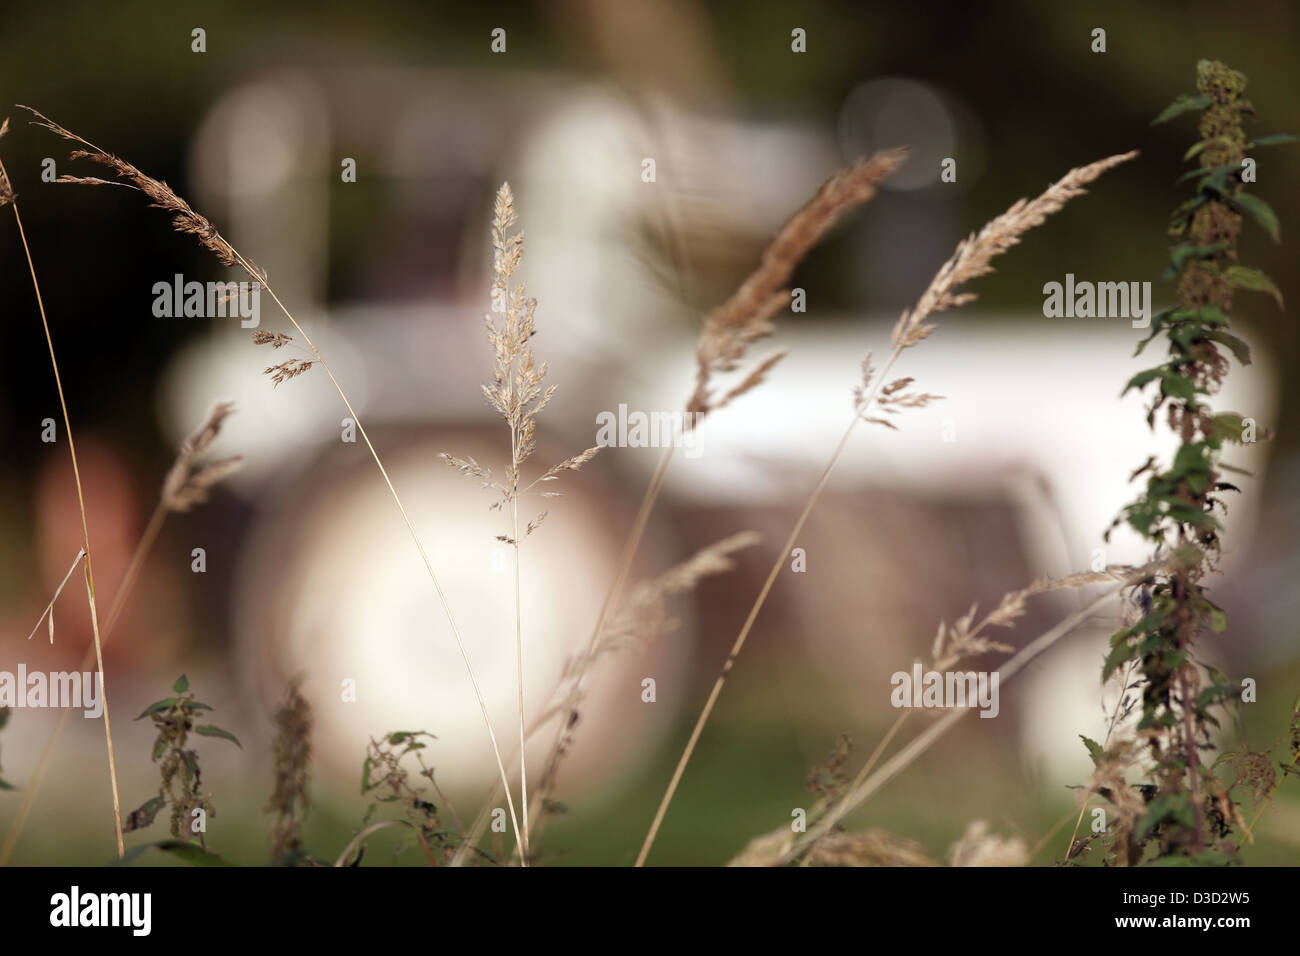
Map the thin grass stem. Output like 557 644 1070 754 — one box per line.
1 158 125 855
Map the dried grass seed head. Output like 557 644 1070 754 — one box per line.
890 151 1138 350
929 560 1168 672
160 401 243 512
688 148 908 417
452 182 600 513
265 359 314 387
252 330 292 348
481 183 551 461
21 106 266 284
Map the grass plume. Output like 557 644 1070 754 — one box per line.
688 149 909 417
160 402 242 512
0 120 125 856
636 150 1138 865
23 106 528 860
442 182 601 863
485 153 908 857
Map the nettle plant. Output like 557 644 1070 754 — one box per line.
1091 60 1294 864
124 675 241 851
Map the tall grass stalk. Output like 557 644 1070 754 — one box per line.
22 108 527 858
0 142 125 856
637 150 1138 865
449 153 906 864
0 403 238 865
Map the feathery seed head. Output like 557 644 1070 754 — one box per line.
160 402 243 513
21 106 267 283
688 148 907 417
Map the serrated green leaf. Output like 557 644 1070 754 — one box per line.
1160 371 1197 401
1167 502 1218 529
1102 634 1134 681
1169 194 1209 231
1167 240 1227 272
173 675 189 694
1122 367 1163 395
1169 323 1203 353
1198 165 1234 196
1080 735 1104 767
1134 332 1159 356
194 724 242 749
180 750 199 787
136 698 177 720
151 840 235 867
1229 193 1281 242
1172 442 1211 476
1251 133 1300 146
1128 603 1172 638
1196 305 1231 326
122 795 166 832
361 755 372 794
1182 137 1238 164
1206 329 1252 365
1224 265 1283 307
1209 608 1227 634
1196 684 1235 712
1153 93 1212 125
